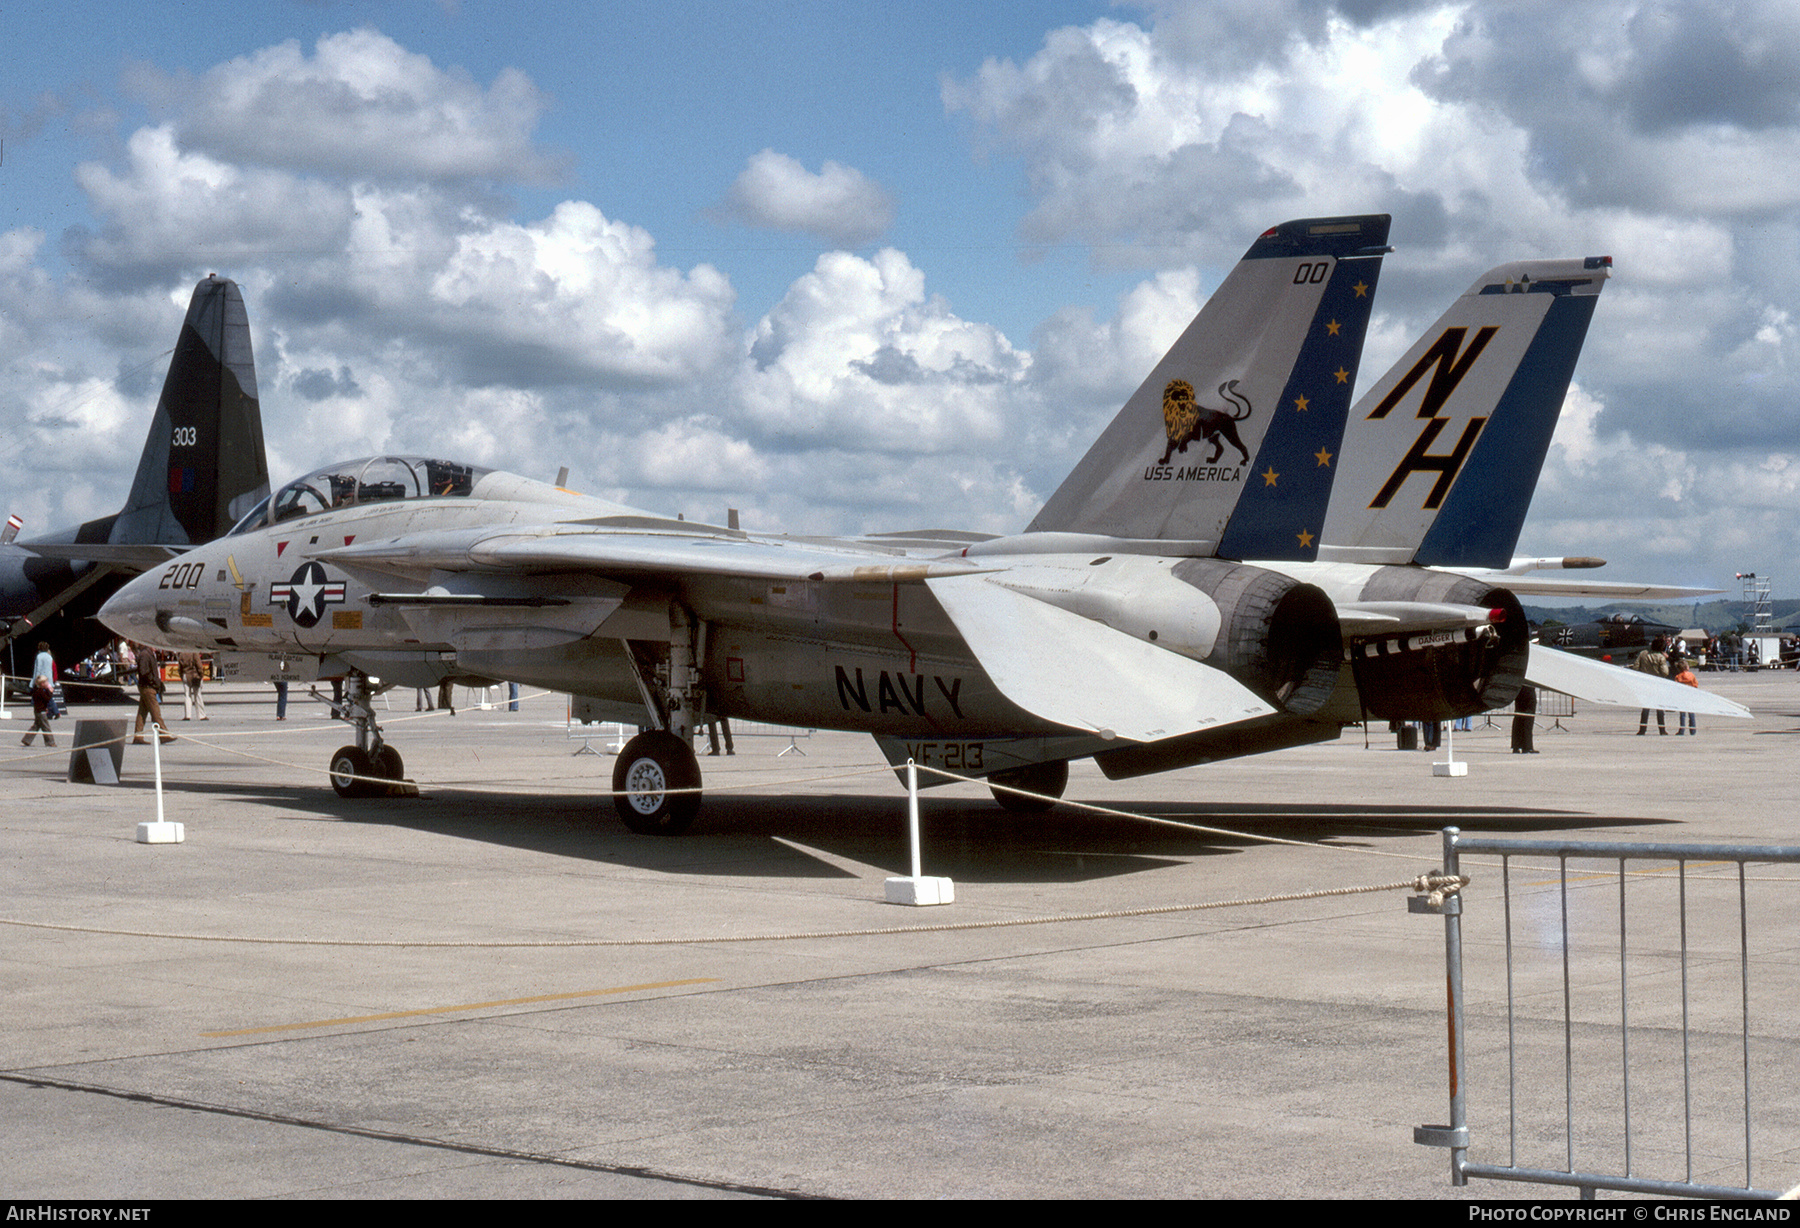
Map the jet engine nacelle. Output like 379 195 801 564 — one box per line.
1167 558 1342 716
1345 568 1528 721
1050 557 1340 717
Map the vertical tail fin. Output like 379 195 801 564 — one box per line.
1028 215 1391 551
1318 257 1611 569
109 275 269 547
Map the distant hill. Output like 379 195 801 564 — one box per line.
1523 599 1800 633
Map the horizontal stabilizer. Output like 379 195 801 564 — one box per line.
1450 569 1723 600
925 574 1275 742
1526 645 1750 718
19 542 184 568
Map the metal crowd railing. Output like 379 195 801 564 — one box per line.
1414 827 1800 1200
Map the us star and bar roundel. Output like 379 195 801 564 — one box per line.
269 561 346 628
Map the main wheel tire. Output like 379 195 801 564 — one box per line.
330 745 374 799
988 759 1069 813
612 731 703 835
372 744 404 781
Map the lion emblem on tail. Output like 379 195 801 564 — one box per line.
1159 378 1252 466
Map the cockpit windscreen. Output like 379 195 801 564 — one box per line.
228 457 492 535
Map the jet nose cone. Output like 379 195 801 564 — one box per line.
98 571 163 639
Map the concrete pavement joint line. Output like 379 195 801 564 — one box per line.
0 1071 818 1200
0 874 1462 947
199 977 726 1037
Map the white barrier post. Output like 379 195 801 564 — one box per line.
884 758 953 905
136 723 184 844
1432 723 1468 778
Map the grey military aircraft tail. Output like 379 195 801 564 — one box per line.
2 275 269 663
1029 214 1391 551
1318 257 1611 569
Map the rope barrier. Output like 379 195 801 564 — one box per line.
0 874 1471 948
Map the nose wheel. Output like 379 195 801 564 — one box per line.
329 745 374 798
326 670 414 798
328 741 410 798
612 731 702 835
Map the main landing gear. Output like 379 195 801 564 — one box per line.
611 603 708 835
987 759 1069 813
327 671 414 799
612 730 702 835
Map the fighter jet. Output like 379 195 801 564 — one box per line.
1540 612 1684 661
98 217 1744 832
3 276 269 667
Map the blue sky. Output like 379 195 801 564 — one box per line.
4 1 1800 594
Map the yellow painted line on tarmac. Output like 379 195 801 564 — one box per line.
202 977 722 1037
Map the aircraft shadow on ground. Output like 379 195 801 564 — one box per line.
99 777 1672 887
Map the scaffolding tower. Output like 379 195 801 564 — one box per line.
1739 572 1774 634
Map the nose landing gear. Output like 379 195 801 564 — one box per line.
328 670 417 798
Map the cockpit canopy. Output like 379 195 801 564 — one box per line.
229 456 493 535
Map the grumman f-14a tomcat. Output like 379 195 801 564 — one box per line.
98 216 1745 833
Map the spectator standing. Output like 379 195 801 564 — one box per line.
178 651 208 720
1673 658 1700 735
1635 636 1670 735
1511 685 1538 754
132 644 174 744
20 641 56 748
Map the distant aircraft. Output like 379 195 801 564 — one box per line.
99 218 1746 831
4 276 269 668
1542 613 1684 661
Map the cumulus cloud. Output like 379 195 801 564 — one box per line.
0 28 1051 544
720 149 896 247
738 247 1024 452
417 198 738 388
71 125 354 285
126 28 566 184
10 11 1800 590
